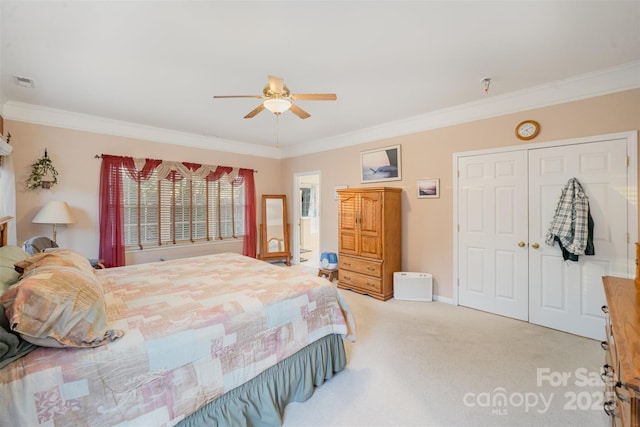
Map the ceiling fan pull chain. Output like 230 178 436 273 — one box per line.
274 114 280 148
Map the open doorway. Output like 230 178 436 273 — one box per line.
292 172 320 268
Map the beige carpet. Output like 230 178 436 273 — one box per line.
282 281 610 427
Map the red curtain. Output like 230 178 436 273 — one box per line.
206 166 233 182
122 158 161 182
98 155 128 268
238 168 256 258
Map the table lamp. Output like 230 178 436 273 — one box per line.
32 201 76 242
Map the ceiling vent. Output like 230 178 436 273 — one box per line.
13 75 35 88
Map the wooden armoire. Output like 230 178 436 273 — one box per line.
336 187 402 301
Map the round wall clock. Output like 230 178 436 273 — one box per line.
515 120 540 140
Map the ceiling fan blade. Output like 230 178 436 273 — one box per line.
213 95 263 99
290 93 337 101
244 104 265 119
289 103 311 119
268 75 285 93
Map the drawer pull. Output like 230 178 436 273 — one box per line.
366 282 375 287
615 382 627 402
601 341 608 351
367 266 375 271
344 262 351 266
344 275 351 280
601 305 609 314
603 400 615 416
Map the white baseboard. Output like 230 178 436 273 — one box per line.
433 294 456 305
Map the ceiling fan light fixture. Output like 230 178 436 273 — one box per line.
263 98 291 114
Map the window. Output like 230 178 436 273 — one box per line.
122 168 245 248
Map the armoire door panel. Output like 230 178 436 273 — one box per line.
339 233 357 254
358 192 382 259
359 235 381 258
339 196 357 232
359 193 381 234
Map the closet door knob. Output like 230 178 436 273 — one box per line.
531 242 540 249
518 241 526 247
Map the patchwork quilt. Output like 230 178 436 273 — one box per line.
0 253 350 427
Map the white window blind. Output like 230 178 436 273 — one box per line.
122 168 245 248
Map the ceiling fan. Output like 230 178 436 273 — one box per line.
213 75 337 119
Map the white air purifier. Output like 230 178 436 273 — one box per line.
393 272 433 301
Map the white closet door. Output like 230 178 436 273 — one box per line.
458 150 529 320
528 138 629 340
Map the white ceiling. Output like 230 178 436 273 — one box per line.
1 1 639 158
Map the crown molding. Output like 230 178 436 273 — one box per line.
2 61 639 160
281 60 640 158
0 101 282 159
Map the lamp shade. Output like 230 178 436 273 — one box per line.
32 201 76 225
263 98 291 114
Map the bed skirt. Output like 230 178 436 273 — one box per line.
176 334 346 427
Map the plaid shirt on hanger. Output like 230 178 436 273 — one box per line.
545 178 590 257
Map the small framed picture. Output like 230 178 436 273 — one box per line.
417 178 439 198
360 144 401 183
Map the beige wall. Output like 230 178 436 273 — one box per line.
281 89 640 300
6 121 281 262
5 89 640 300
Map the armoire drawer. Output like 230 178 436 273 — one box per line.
339 255 381 277
339 270 382 293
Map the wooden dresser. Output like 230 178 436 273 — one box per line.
602 275 640 427
336 187 401 301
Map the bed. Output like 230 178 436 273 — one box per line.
0 243 354 427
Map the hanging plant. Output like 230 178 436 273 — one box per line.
26 149 59 190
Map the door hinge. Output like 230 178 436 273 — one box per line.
626 156 630 167
627 233 630 244
458 224 460 232
457 170 460 178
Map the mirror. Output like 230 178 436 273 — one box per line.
259 194 291 265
